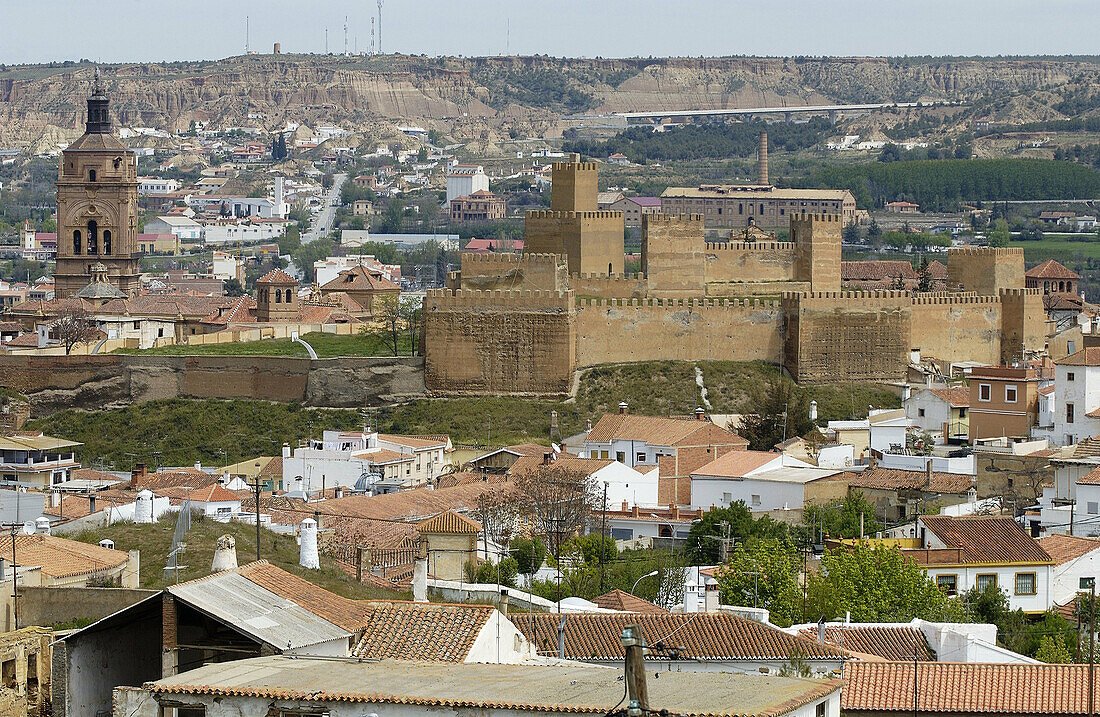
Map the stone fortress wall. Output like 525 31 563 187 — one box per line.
423 157 1047 393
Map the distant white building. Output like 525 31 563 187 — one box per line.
281 429 450 493
446 164 489 205
202 219 289 245
144 216 203 241
313 255 400 286
188 196 277 219
211 251 244 282
138 177 181 195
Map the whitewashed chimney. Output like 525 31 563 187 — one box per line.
134 489 154 523
211 534 238 572
299 518 320 569
412 556 428 602
34 517 50 535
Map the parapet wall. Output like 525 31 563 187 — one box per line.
643 213 707 297
947 246 1025 295
705 241 798 284
458 252 568 291
570 273 648 299
423 289 576 394
909 292 1003 367
524 210 625 275
576 297 783 367
999 287 1047 364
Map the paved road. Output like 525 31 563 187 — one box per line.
304 172 347 243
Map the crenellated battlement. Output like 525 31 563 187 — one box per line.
646 213 704 224
949 246 1025 256
999 287 1042 297
571 272 645 280
783 290 910 300
706 241 796 252
789 212 842 223
911 293 1001 306
426 288 574 311
552 160 599 172
460 251 562 264
578 296 781 310
526 209 624 220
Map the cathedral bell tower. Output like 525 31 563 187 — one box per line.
54 69 142 299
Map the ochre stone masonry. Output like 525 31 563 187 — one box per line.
422 155 1045 392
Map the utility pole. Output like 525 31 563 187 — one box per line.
377 0 384 54
9 524 18 631
344 16 349 57
245 16 250 55
622 625 649 716
600 482 608 594
1091 579 1096 717
251 462 263 562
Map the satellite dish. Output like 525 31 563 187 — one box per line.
552 443 561 453
22 522 34 535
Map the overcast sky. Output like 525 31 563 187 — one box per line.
1 0 1097 64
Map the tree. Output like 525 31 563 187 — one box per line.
574 533 618 566
377 198 404 234
842 222 862 245
514 463 598 568
917 256 933 292
988 218 1011 247
867 218 883 250
53 308 100 355
879 143 903 162
807 544 964 623
801 493 882 543
369 294 403 356
471 481 521 551
738 373 812 451
321 173 334 190
417 146 428 162
512 536 547 577
716 538 804 627
686 502 788 564
223 278 245 297
1035 635 1073 664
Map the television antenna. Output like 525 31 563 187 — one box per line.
344 16 349 56
245 16 249 55
377 0 384 54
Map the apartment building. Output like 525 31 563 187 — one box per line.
968 366 1040 442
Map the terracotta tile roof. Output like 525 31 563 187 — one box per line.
512 612 847 661
257 268 297 284
1077 466 1100 484
265 483 498 524
843 661 1100 714
1071 436 1100 458
129 467 220 491
3 333 40 347
842 260 917 281
295 302 360 324
1026 258 1080 280
321 264 400 293
223 560 373 632
378 434 449 450
691 449 779 478
473 443 548 462
0 533 129 578
359 448 415 465
585 413 747 449
416 509 481 534
1058 348 1100 367
592 589 669 614
926 260 948 279
436 472 510 489
796 626 933 662
43 489 138 518
929 386 970 408
157 484 242 503
846 468 974 495
350 601 495 662
508 455 614 477
201 295 257 326
1039 385 1056 396
1037 533 1100 564
914 516 1052 565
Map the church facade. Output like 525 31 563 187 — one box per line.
54 72 142 298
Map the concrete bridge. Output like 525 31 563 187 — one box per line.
570 101 958 126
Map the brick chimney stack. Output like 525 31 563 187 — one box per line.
758 131 769 185
131 463 148 490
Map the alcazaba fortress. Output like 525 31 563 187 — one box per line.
422 154 1046 394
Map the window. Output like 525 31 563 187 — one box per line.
275 290 281 303
1068 403 1076 424
157 328 164 338
88 168 96 182
1 658 13 688
936 574 958 596
1081 577 1095 590
615 451 625 463
918 408 926 417
815 702 826 717
73 230 81 254
976 573 998 592
216 506 233 515
1015 572 1037 595
286 288 293 303
1069 372 1076 381
1089 502 1098 515
636 452 645 464
1069 340 1077 354
1005 385 1017 403
722 492 732 504
959 408 967 418
103 229 111 255
87 220 98 254
751 494 761 507
611 528 634 540
979 384 991 402
599 450 609 460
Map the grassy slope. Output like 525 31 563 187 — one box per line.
67 515 407 598
29 361 899 469
112 331 413 358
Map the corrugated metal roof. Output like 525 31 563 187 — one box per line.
168 572 351 650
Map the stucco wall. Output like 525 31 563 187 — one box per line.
909 294 1003 367
15 587 155 630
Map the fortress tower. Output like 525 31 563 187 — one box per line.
791 213 842 292
54 70 142 298
525 154 624 275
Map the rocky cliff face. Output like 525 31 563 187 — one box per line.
0 55 1095 146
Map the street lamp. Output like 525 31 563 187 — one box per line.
631 570 659 595
9 523 17 630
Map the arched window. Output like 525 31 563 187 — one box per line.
285 288 292 303
73 230 82 255
88 169 96 182
87 220 98 254
274 290 281 304
103 229 112 255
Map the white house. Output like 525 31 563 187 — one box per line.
905 515 1054 613
138 177 181 195
827 408 910 463
510 454 658 509
446 163 489 205
211 251 243 282
158 484 242 519
904 386 969 440
689 450 838 512
144 216 203 241
1053 348 1100 446
1037 533 1100 606
201 219 290 245
281 430 449 493
580 411 747 474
